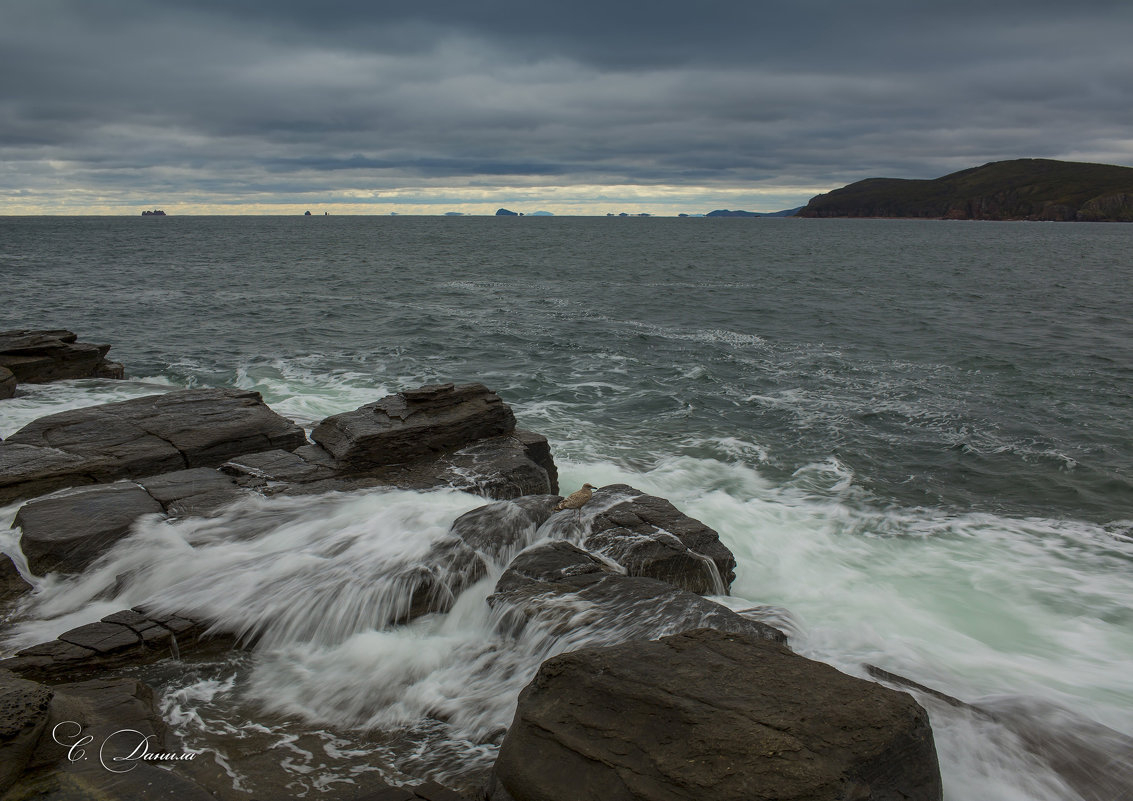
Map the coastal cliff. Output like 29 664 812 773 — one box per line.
797 158 1133 221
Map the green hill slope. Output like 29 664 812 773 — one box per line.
797 159 1133 221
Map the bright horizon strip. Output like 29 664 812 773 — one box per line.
0 183 829 216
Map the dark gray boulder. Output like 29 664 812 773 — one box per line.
489 541 784 644
490 628 942 801
311 382 515 469
0 329 124 388
583 484 737 593
14 482 164 575
0 388 306 504
218 448 337 485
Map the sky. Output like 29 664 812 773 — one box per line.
2 1 1132 216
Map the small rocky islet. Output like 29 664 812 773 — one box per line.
0 328 955 800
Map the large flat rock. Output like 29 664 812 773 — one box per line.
491 628 942 801
0 388 306 503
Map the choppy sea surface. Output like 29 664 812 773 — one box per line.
1 216 1131 799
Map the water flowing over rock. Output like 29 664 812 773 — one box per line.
0 329 124 392
490 628 942 801
584 484 736 593
450 495 562 563
488 540 784 644
867 665 1133 801
0 388 307 504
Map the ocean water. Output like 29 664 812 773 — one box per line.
1 216 1131 799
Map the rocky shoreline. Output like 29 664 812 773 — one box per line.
3 330 945 799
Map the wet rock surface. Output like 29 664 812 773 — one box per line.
0 669 54 795
1 671 220 800
491 628 942 801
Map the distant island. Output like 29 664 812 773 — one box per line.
703 208 803 218
797 159 1133 221
141 209 166 216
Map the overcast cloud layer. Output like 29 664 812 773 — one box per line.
2 0 1132 214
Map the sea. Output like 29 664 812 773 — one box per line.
1 216 1131 800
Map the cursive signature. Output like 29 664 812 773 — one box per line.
52 721 197 773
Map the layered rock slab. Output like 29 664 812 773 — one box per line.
0 388 306 504
0 607 226 683
312 382 516 469
491 628 942 801
0 329 124 389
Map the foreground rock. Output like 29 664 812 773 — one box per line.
0 668 218 799
0 387 307 504
490 628 942 801
0 329 124 393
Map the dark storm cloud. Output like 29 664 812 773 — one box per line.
2 0 1132 210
